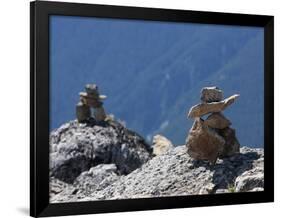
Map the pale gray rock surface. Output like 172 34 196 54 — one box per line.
50 145 264 203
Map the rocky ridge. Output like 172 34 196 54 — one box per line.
50 119 152 183
50 119 264 203
186 87 240 164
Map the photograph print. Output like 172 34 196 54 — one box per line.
49 15 265 203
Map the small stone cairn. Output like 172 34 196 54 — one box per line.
76 84 107 123
186 87 240 164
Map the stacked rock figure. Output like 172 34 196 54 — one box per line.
186 87 240 164
76 84 107 123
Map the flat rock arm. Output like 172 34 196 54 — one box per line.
187 94 239 118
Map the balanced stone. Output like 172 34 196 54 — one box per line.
186 87 240 164
188 94 239 118
186 118 225 164
201 87 223 103
80 92 103 108
204 112 231 129
217 127 240 157
76 101 91 123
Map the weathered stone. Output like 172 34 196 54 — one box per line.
50 145 264 203
76 101 91 123
235 168 264 192
94 107 107 122
79 92 103 108
199 183 216 194
85 83 98 94
152 134 174 156
250 187 264 192
218 127 240 158
78 84 107 122
201 86 223 103
188 94 239 118
49 120 152 183
215 189 229 194
85 84 107 100
205 112 231 129
186 118 225 164
73 164 119 197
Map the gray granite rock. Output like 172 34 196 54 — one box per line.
50 119 152 183
50 145 264 203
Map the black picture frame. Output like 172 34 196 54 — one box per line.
30 1 274 217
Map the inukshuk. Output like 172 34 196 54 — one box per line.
186 87 240 164
76 84 107 123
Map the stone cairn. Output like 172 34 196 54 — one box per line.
76 84 107 123
186 87 240 164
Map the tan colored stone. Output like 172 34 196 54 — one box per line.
204 112 231 129
186 118 225 164
152 134 174 156
187 94 239 118
217 127 240 158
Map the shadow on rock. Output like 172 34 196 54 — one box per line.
192 151 260 190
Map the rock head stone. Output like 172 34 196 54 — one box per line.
201 86 223 103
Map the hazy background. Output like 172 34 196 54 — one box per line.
50 15 264 147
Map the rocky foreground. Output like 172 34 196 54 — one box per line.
50 120 264 203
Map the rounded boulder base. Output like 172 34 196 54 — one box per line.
186 119 225 164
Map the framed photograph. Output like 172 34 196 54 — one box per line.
30 1 274 217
